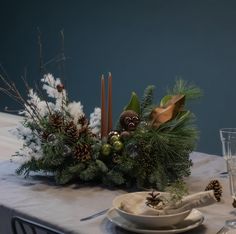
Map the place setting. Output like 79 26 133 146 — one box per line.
101 177 224 234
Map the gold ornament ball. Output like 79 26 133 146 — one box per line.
101 144 112 156
110 135 120 144
113 140 124 152
108 131 119 138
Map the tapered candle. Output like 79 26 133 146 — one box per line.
107 72 112 133
101 75 107 139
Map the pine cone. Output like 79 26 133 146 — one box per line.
64 121 79 141
73 144 91 162
146 191 162 207
78 115 89 134
41 131 50 141
49 113 64 130
232 199 236 208
205 180 223 202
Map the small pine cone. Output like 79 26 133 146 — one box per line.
232 199 236 208
49 113 64 130
205 179 223 202
73 144 91 162
41 131 50 141
64 121 79 141
78 116 89 134
146 191 162 207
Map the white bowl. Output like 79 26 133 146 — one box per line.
112 192 191 228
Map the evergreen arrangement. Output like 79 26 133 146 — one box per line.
0 72 201 190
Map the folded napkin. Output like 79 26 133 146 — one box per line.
120 190 217 215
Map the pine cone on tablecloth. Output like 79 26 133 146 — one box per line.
205 180 223 202
73 144 91 162
232 199 236 208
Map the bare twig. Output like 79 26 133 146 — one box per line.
59 29 66 83
37 27 45 76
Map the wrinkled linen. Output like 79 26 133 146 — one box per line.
0 112 233 234
120 190 217 215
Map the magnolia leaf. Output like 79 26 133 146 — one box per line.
124 91 141 115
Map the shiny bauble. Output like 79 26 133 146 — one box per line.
110 135 120 144
108 131 120 144
47 134 56 143
101 143 112 156
120 131 131 140
113 140 124 152
126 143 139 158
63 145 71 156
108 131 120 138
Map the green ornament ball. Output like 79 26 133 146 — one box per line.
101 144 112 156
110 135 120 144
113 140 124 152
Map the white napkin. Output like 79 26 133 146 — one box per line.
120 190 217 215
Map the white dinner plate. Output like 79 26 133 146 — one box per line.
106 208 204 234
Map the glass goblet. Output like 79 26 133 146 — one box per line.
219 128 236 231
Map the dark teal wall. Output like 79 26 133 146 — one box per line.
1 0 236 155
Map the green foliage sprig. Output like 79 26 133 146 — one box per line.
167 79 202 100
165 180 189 204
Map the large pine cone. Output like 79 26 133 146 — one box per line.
205 179 223 202
73 144 91 162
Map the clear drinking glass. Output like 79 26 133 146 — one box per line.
219 128 236 232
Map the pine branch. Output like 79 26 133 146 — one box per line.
102 170 125 186
167 79 202 100
55 163 86 184
140 85 155 116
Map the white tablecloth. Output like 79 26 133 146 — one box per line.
0 112 233 234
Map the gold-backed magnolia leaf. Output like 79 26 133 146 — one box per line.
150 94 185 127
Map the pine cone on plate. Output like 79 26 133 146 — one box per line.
205 179 223 202
146 190 162 208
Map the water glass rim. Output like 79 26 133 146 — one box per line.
220 128 236 133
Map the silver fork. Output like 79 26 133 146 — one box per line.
80 208 110 221
216 226 227 234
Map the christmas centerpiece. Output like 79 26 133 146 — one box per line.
0 72 201 190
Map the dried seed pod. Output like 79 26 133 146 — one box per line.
119 110 140 131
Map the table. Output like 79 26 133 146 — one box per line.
0 112 233 234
